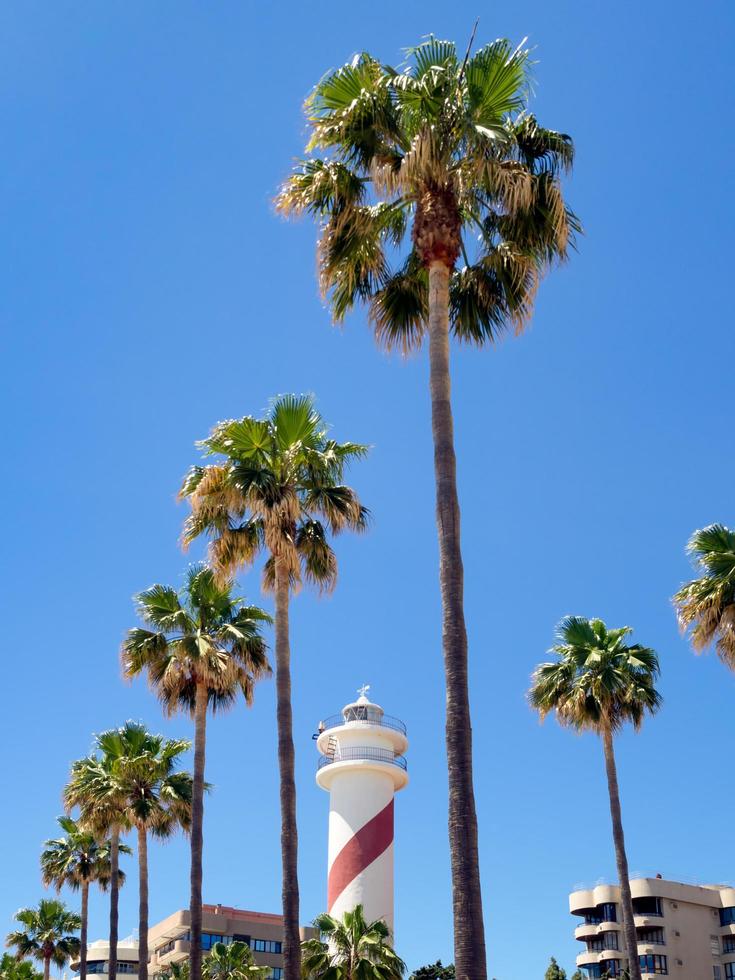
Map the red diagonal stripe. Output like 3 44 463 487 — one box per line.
328 799 394 910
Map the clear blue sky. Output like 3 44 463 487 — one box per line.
2 2 734 978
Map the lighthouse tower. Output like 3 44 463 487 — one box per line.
315 687 408 935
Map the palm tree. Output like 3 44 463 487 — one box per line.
178 394 367 980
0 953 44 980
121 564 271 980
529 617 662 980
276 37 578 980
673 523 735 669
153 962 189 980
41 817 126 980
85 722 193 980
6 899 81 980
202 943 268 980
302 905 405 980
64 739 134 980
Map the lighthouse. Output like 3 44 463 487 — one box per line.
315 687 409 935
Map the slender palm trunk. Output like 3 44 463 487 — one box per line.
427 260 486 980
79 879 89 980
137 826 149 980
43 954 50 980
109 824 120 980
601 726 641 980
190 681 208 980
274 557 300 980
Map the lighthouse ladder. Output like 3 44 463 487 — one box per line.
326 735 337 759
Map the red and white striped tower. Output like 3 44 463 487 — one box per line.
315 687 408 936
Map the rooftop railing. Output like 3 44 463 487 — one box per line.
317 747 408 771
318 712 407 735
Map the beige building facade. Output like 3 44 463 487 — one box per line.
148 904 318 980
570 878 735 978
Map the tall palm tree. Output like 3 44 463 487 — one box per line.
41 817 127 980
121 564 271 980
673 523 735 669
301 905 405 980
529 617 662 980
276 37 578 980
6 899 81 980
64 738 134 980
178 394 367 980
85 722 193 980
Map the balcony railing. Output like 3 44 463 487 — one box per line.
318 712 407 735
318 747 408 771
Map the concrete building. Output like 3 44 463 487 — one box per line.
148 905 317 980
570 877 735 978
70 937 139 980
315 687 408 936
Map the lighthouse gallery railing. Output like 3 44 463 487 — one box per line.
319 712 407 735
317 747 408 771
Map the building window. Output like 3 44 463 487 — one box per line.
251 940 282 954
639 954 668 975
721 908 735 927
587 933 619 952
583 903 617 925
725 965 735 980
713 967 721 980
711 936 721 955
266 972 283 980
85 963 137 975
633 897 664 917
637 928 665 945
232 935 250 946
723 936 735 954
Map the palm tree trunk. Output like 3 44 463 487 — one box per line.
274 557 301 980
109 824 120 980
43 954 50 980
190 680 208 980
601 726 641 980
80 879 89 980
137 826 149 980
427 259 486 980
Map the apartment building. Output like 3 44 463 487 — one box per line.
569 877 735 978
148 904 318 980
69 937 139 980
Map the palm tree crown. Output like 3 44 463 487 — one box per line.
301 906 405 980
276 36 578 348
87 722 193 835
41 816 119 894
673 523 735 668
201 942 268 980
529 616 662 732
121 564 271 714
0 954 43 980
6 899 81 980
179 393 368 589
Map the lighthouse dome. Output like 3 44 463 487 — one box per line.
341 686 384 724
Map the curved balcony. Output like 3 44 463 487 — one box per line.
634 914 664 929
575 950 599 967
319 712 407 735
575 923 599 941
318 747 407 771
